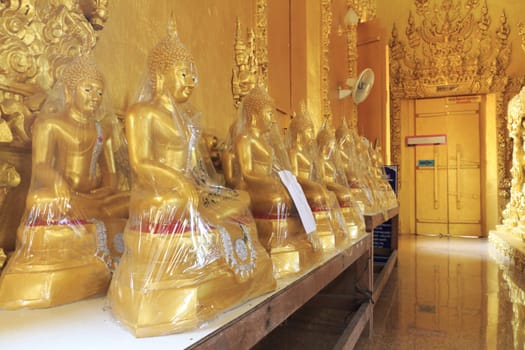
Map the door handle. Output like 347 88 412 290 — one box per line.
434 148 438 209
456 148 461 209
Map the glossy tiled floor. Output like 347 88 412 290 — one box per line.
355 234 525 350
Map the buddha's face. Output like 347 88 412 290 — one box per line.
72 78 104 116
164 62 196 103
259 105 276 130
303 125 314 143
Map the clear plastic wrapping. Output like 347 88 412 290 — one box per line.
286 108 352 249
0 55 129 309
108 23 275 337
226 87 322 278
335 121 378 214
316 122 365 236
367 142 398 209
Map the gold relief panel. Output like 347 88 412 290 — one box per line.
0 0 105 146
232 18 258 109
389 0 512 218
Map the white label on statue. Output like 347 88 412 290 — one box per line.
278 170 317 234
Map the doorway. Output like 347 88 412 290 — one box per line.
414 96 482 237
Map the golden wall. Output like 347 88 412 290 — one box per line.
93 1 255 141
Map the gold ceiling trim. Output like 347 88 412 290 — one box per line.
389 0 512 217
321 0 332 121
255 0 268 88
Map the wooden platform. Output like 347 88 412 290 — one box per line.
0 232 374 350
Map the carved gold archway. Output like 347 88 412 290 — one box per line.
389 0 514 217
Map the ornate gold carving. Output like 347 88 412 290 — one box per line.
389 0 511 213
0 161 20 207
255 0 268 88
489 231 525 272
349 0 376 23
345 2 358 129
0 0 107 147
232 18 258 109
321 0 332 121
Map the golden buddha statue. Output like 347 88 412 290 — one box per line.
354 134 388 211
335 121 377 214
502 87 525 238
316 123 365 236
0 56 129 309
108 21 275 337
366 141 398 210
286 109 349 250
232 87 321 277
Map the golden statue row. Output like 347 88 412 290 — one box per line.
0 21 397 337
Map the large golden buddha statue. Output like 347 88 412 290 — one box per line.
335 121 377 214
232 87 321 277
286 109 349 249
316 123 365 236
108 21 275 337
501 87 525 237
0 56 128 309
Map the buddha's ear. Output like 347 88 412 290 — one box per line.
250 111 258 127
63 86 73 105
153 72 165 93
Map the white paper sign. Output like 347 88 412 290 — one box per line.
278 170 317 234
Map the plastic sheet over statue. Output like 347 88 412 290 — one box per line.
367 142 398 210
285 108 352 250
0 56 130 309
335 120 378 214
316 122 365 236
108 21 275 337
230 87 321 278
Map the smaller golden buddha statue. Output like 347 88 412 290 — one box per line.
287 109 349 250
335 121 377 214
366 140 397 210
317 123 365 236
109 21 275 337
233 87 321 277
366 141 398 210
354 134 388 211
0 56 129 309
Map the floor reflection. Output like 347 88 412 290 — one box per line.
355 234 524 350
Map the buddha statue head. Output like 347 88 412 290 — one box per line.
60 55 105 120
288 105 315 149
335 118 352 147
147 19 198 103
241 87 276 131
316 122 337 158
